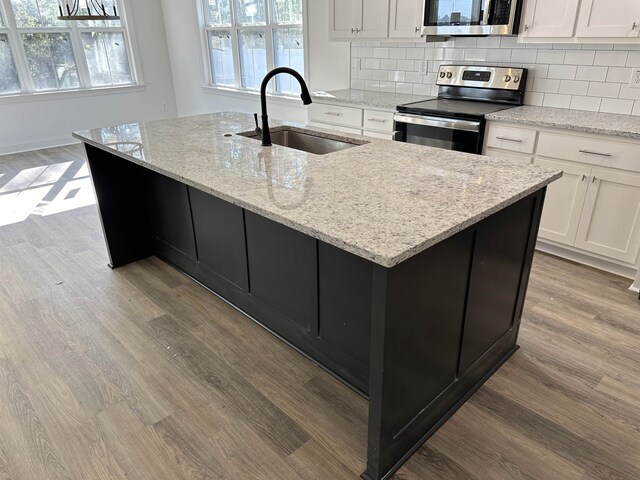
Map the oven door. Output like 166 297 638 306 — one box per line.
393 113 483 154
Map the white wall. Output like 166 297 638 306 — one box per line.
160 0 350 122
0 0 178 155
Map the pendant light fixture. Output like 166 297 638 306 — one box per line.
57 0 120 21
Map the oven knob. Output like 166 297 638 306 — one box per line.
503 75 512 82
513 75 520 83
446 72 453 79
439 71 446 78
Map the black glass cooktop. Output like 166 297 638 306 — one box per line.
397 98 516 119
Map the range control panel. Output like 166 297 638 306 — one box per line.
437 65 526 91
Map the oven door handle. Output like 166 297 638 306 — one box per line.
393 113 481 132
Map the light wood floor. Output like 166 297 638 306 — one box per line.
1 145 639 480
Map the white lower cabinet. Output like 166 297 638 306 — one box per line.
308 103 395 139
486 121 640 276
534 157 589 245
574 168 640 263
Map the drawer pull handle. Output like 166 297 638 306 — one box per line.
496 136 522 143
368 118 388 123
325 112 343 117
579 149 612 157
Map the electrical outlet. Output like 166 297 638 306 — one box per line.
630 67 640 88
419 61 428 75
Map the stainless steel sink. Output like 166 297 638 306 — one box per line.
238 127 367 155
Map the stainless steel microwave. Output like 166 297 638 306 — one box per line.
422 0 522 36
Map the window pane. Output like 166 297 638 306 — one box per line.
238 30 266 90
77 0 122 27
22 32 79 90
271 0 302 24
235 0 265 25
81 31 131 86
273 27 303 94
11 0 65 27
207 30 234 86
206 0 232 26
0 35 21 93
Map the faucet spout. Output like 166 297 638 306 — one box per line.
257 68 313 147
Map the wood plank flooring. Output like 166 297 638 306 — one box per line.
0 145 639 479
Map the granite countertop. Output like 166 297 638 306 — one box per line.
73 112 560 267
311 88 433 111
486 106 640 139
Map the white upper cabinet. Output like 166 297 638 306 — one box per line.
330 0 361 39
389 0 424 38
576 0 640 38
521 0 580 38
330 0 389 40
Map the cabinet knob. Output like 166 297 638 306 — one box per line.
351 27 356 33
633 22 638 30
415 26 420 33
592 176 598 183
524 24 529 31
581 174 587 182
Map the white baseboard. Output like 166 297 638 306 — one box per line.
0 135 80 156
536 241 637 280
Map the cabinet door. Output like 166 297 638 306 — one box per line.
361 0 390 38
576 0 640 38
521 0 580 38
330 0 360 39
575 168 640 264
389 0 423 38
534 158 590 246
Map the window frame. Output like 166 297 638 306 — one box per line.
198 0 310 97
0 0 142 97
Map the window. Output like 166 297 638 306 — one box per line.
0 0 135 96
203 0 305 95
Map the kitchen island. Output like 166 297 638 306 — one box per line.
74 113 560 480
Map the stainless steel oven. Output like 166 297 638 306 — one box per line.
422 0 522 36
393 114 483 153
394 65 527 154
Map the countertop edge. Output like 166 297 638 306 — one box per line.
75 131 560 268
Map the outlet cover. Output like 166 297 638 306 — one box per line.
419 61 428 75
629 67 640 88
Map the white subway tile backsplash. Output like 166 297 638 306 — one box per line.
547 65 577 80
587 82 621 99
543 94 572 109
600 98 634 115
570 96 602 112
563 50 596 65
594 51 628 67
575 66 608 82
537 50 565 64
350 38 640 116
533 78 561 94
558 80 589 96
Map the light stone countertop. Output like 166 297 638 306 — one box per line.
311 88 434 111
73 112 560 268
486 106 640 139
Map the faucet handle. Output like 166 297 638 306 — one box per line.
254 113 262 137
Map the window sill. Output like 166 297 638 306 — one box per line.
201 85 303 104
0 84 147 105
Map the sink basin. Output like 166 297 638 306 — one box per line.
238 127 368 155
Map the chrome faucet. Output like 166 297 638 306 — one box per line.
254 67 312 147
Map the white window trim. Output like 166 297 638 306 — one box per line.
0 0 143 97
195 0 310 99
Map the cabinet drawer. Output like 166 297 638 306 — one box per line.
363 110 395 133
485 124 537 154
537 131 640 172
364 130 393 140
308 103 363 128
